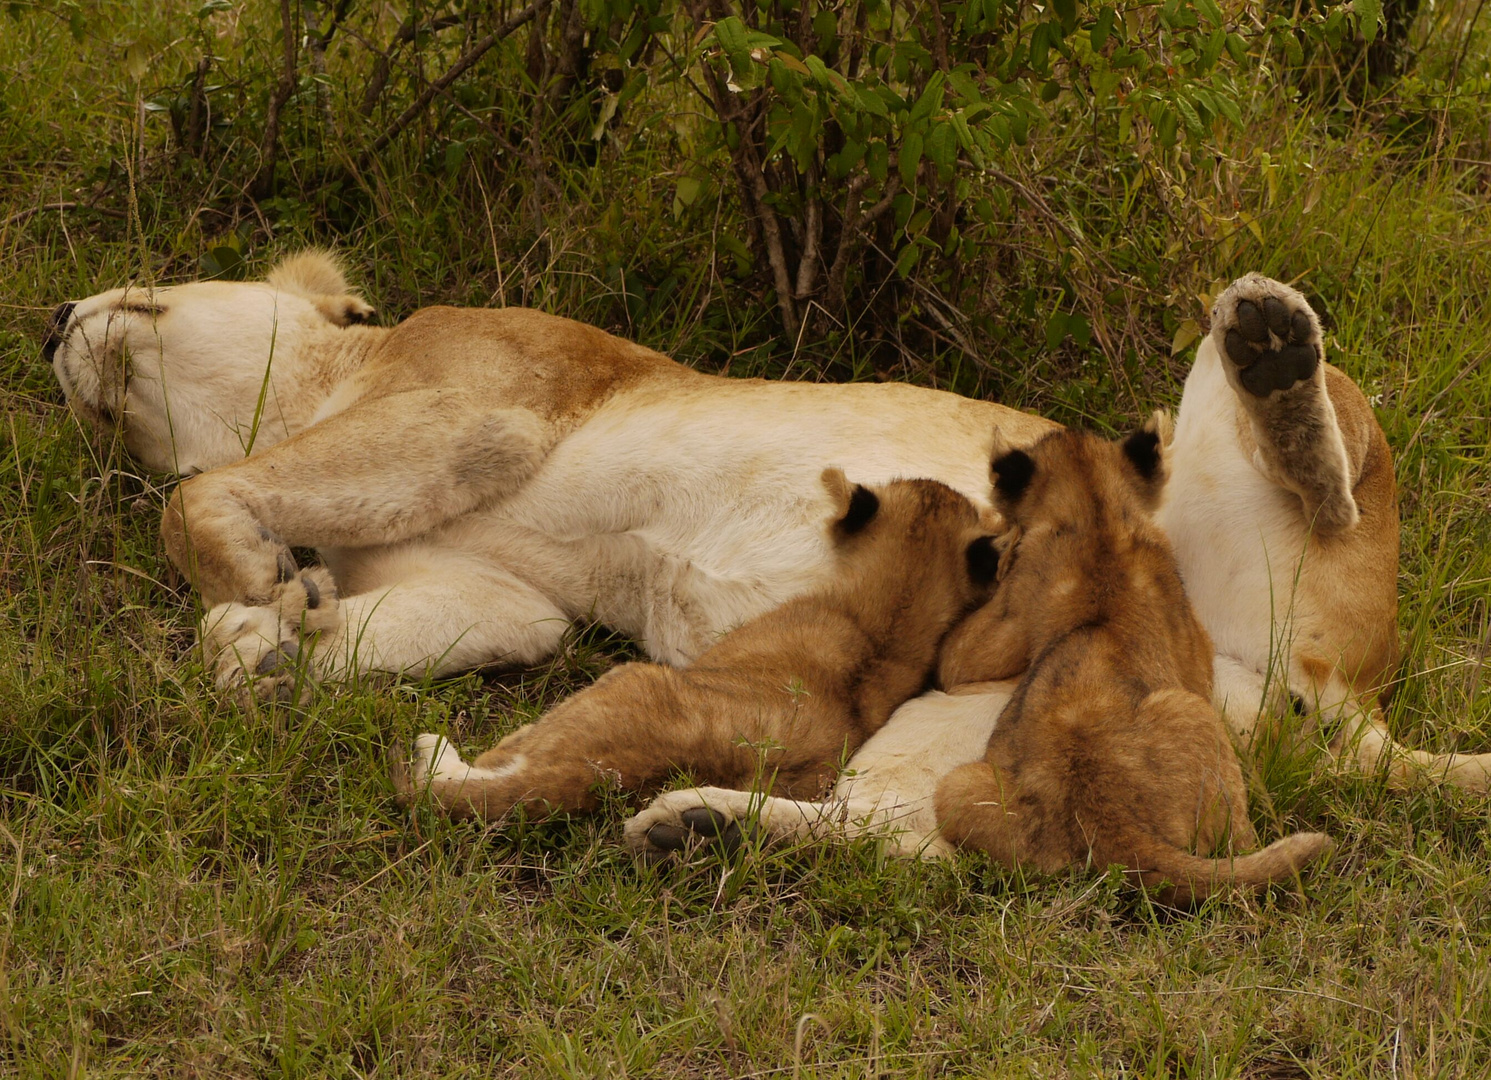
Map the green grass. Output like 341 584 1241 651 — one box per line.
3 1 1491 1076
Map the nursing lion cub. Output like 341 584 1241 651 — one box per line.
393 471 1000 822
934 418 1332 903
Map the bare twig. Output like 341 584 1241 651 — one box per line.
824 174 899 317
362 2 542 162
1 202 125 228
794 161 822 302
703 64 800 336
183 55 211 157
360 12 466 117
251 0 300 199
303 0 353 140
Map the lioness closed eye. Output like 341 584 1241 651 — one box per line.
934 417 1332 904
393 471 1001 824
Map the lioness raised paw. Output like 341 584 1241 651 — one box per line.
1213 274 1323 398
200 567 340 704
1207 274 1359 533
623 787 762 862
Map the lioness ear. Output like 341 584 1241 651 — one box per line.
1121 410 1172 484
965 535 999 587
992 448 1036 501
268 250 376 327
268 250 351 296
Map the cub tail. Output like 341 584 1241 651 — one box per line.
1123 829 1334 906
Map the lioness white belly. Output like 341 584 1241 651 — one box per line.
1160 342 1314 673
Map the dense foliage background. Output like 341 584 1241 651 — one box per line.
2 0 1490 1075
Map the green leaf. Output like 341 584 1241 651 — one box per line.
788 103 818 169
899 130 924 189
855 85 890 118
1193 0 1223 29
927 121 957 179
1068 313 1091 347
1045 310 1068 350
1199 27 1226 71
1009 108 1029 145
1052 0 1077 36
1154 106 1179 147
1213 91 1243 128
894 242 922 278
1225 32 1248 64
804 54 833 92
675 175 703 207
1357 0 1382 44
1171 319 1201 356
1029 23 1051 74
812 8 837 48
866 140 889 182
1092 7 1115 51
201 245 246 281
1040 78 1060 102
909 72 946 125
950 111 976 154
124 41 149 82
947 69 982 102
1175 95 1204 140
714 16 752 78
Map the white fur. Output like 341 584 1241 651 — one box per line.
51 260 1488 860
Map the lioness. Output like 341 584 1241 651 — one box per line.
932 417 1331 902
392 471 1000 821
44 253 1491 836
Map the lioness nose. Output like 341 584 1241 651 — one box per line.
42 301 76 362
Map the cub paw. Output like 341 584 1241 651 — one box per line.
200 567 340 704
623 788 759 863
1210 274 1323 398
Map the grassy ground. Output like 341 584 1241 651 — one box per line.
3 2 1491 1076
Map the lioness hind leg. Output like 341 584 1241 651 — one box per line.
320 555 569 678
1209 275 1359 533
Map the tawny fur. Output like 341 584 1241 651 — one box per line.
392 473 999 821
933 419 1332 903
46 251 1491 795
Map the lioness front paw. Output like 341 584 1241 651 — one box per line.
1211 274 1323 398
623 787 760 862
201 568 340 703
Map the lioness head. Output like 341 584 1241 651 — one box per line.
820 468 1002 604
987 410 1174 536
44 250 374 476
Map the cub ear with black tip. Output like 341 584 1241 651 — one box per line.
965 535 1000 587
1121 410 1172 484
838 484 880 534
992 449 1036 501
822 467 880 534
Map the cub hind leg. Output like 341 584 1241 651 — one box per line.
934 759 1039 870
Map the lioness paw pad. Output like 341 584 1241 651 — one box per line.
199 568 341 705
624 791 760 862
1212 276 1323 398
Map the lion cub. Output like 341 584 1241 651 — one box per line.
934 417 1332 903
394 470 1000 823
